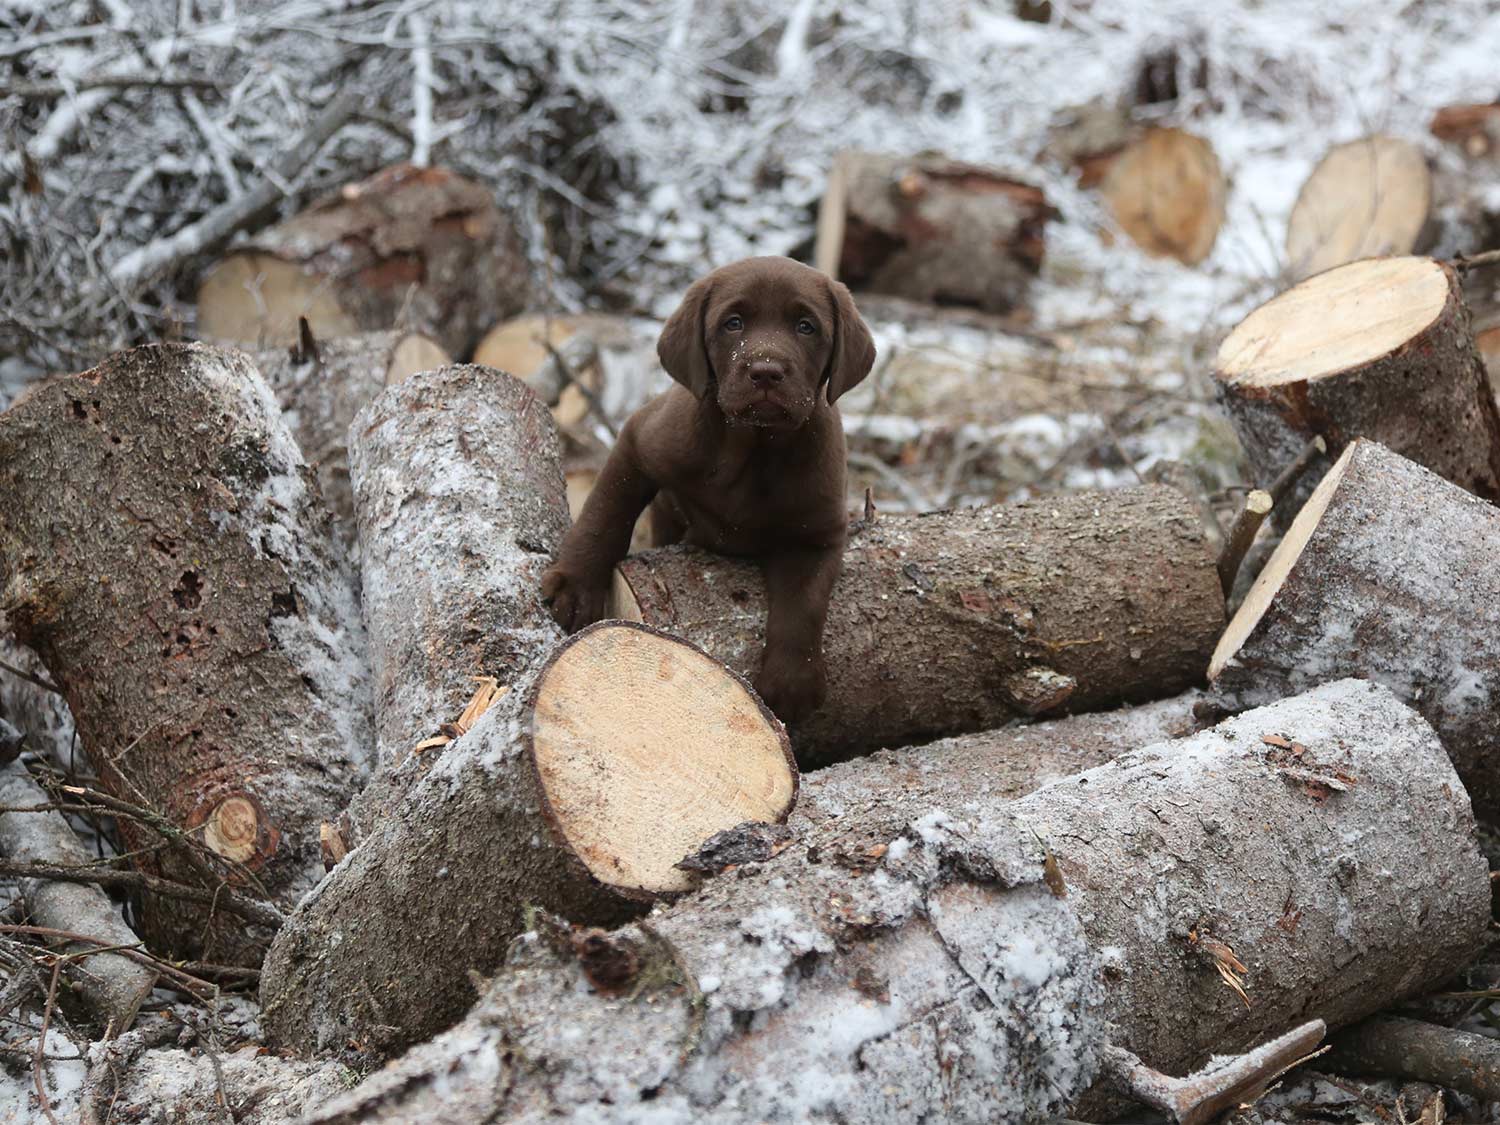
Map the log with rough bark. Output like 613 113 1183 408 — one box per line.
1214 255 1500 524
0 343 371 965
254 327 450 548
259 621 797 1058
1100 126 1226 266
0 761 157 1032
304 679 1489 1124
814 150 1053 313
343 364 570 830
611 485 1224 765
196 163 531 358
1210 438 1500 817
1286 136 1432 279
473 314 609 430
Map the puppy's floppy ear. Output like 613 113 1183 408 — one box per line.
822 279 876 404
657 275 714 399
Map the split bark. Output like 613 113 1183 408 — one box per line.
259 621 797 1059
814 150 1053 313
1210 438 1500 818
196 163 531 358
1100 126 1226 266
305 679 1488 1125
254 327 450 549
1214 255 1500 524
0 343 371 965
0 761 157 1032
612 485 1224 765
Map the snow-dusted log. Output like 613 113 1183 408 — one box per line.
1214 256 1500 524
1285 136 1432 279
1100 126 1226 266
612 485 1223 765
814 150 1053 313
1211 438 1500 817
343 365 569 826
0 762 156 1032
260 621 797 1058
254 328 449 548
305 679 1488 1125
196 164 531 358
0 343 370 965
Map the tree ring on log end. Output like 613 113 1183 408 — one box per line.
1209 440 1360 679
1216 257 1450 391
189 792 278 867
528 621 796 898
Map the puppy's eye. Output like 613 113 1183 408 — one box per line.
724 315 744 333
796 318 817 336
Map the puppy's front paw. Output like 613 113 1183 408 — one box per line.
754 649 827 726
540 567 611 633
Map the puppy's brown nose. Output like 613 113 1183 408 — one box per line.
748 361 785 387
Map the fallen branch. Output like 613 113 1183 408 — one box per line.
1322 1016 1500 1102
1217 489 1272 597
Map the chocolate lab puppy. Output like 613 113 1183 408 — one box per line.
540 256 876 723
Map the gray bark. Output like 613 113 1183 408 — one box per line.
0 343 371 965
306 680 1488 1125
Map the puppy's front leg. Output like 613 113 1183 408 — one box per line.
542 424 656 632
755 543 844 724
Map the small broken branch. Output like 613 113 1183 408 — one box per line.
1267 435 1328 507
1217 489 1273 596
1451 247 1500 276
1322 1015 1500 1102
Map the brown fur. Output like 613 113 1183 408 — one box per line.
540 256 876 723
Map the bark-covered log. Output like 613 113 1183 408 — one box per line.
1100 126 1226 266
259 621 797 1058
342 365 569 831
254 328 449 548
1286 136 1433 280
196 163 531 358
0 761 157 1032
611 485 1223 765
814 150 1053 313
1211 438 1500 817
305 679 1488 1125
0 343 371 965
1214 255 1500 524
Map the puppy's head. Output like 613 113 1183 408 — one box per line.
657 257 875 430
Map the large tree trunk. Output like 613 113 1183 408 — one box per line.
1210 438 1500 818
254 328 449 550
343 364 571 823
612 485 1224 765
259 621 797 1059
304 679 1489 1125
814 150 1053 314
196 163 531 358
1214 255 1500 524
0 343 371 965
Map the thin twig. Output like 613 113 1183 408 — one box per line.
0 858 283 929
540 338 620 439
1218 490 1273 597
847 451 937 512
1268 435 1329 506
34 959 63 1125
0 76 220 97
0 925 218 1000
1451 248 1500 276
0 656 62 696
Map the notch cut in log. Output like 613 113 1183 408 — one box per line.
1214 255 1500 524
1211 438 1500 817
259 621 796 1057
814 150 1053 313
1286 136 1433 280
611 485 1224 766
1100 126 1225 266
196 163 531 358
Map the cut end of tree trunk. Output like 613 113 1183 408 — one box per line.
1286 136 1432 280
531 622 796 898
1217 255 1450 388
1101 126 1225 265
385 333 450 386
473 315 604 429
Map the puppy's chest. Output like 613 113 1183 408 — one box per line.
666 458 832 545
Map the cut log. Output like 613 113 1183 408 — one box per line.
611 485 1224 766
1100 126 1226 265
1210 438 1500 817
814 150 1053 313
259 621 796 1058
1214 255 1500 524
0 343 371 965
344 364 569 826
1042 100 1135 188
473 314 608 430
196 163 531 358
254 328 449 548
0 761 157 1032
1286 136 1432 279
304 680 1488 1124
